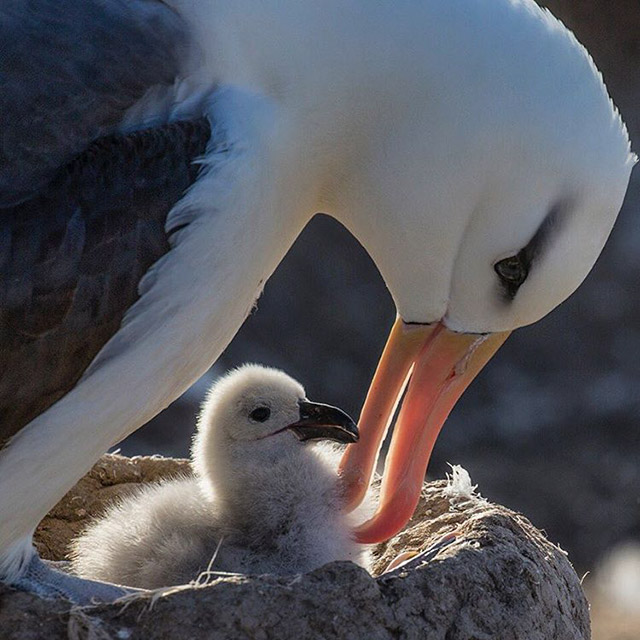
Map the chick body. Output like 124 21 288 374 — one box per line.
71 365 371 588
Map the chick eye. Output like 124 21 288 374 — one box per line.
494 255 528 283
249 406 271 422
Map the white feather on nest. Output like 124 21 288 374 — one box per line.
443 465 479 501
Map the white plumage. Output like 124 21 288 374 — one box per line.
70 365 371 588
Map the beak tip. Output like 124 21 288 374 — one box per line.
342 320 510 542
290 401 359 444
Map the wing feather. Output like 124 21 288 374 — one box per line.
0 118 212 446
0 0 188 206
0 0 211 445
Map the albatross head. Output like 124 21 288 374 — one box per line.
338 17 636 543
192 365 358 494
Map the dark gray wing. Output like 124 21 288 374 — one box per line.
0 1 213 444
0 118 212 445
0 0 187 206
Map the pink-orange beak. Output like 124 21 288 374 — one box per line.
339 316 510 543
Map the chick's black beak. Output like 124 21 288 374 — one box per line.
288 401 359 444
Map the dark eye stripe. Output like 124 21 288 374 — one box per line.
521 203 563 265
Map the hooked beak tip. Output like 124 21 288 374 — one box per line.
288 400 359 444
340 317 510 542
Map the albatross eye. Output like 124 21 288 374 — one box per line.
494 253 529 300
250 406 271 422
494 255 528 284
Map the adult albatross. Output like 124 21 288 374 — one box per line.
0 0 634 601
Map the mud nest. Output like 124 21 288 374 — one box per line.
0 454 589 639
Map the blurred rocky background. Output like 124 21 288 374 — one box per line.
121 2 639 636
